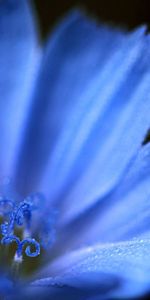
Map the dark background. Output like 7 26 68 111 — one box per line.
33 1 150 299
34 0 150 38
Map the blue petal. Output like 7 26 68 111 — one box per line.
0 274 13 296
0 0 39 177
55 29 150 224
35 13 150 223
56 144 150 250
87 143 150 243
33 239 150 299
13 285 87 300
15 10 126 194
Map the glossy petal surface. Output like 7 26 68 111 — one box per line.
34 239 150 299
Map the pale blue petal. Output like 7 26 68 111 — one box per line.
15 10 126 193
90 143 150 243
14 14 150 233
37 17 150 221
35 15 150 223
56 144 150 250
33 239 150 299
56 34 150 224
0 0 39 177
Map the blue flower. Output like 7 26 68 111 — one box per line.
0 0 150 299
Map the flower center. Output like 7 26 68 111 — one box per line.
0 193 57 279
1 199 40 257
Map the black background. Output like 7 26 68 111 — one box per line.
33 1 150 299
34 0 150 38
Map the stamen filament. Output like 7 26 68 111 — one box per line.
0 197 40 259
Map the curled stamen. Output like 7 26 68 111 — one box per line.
1 200 34 237
1 222 10 236
1 211 16 236
15 201 32 227
21 238 40 257
1 235 20 248
0 195 41 260
1 235 40 258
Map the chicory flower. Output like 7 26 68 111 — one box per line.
0 0 150 299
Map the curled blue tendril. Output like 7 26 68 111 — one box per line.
1 210 16 236
1 222 11 236
1 235 20 247
21 238 40 257
15 201 33 226
0 197 40 258
1 235 40 258
0 199 34 235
